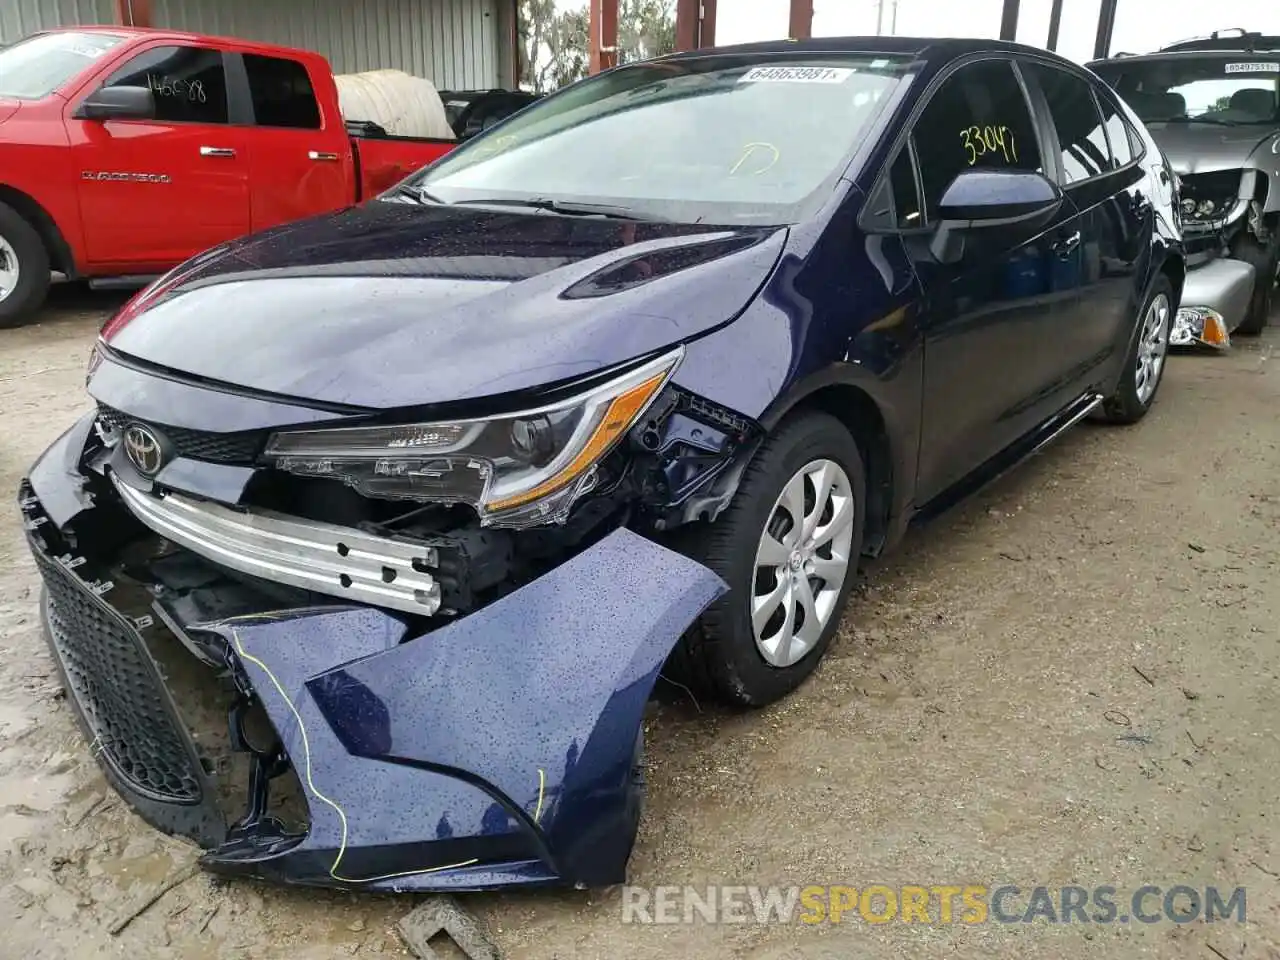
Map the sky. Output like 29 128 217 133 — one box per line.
717 0 1280 63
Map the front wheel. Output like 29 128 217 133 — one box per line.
669 411 866 707
1097 275 1174 425
1232 232 1278 335
0 201 51 329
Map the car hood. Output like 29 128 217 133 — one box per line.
101 201 786 411
1145 122 1280 175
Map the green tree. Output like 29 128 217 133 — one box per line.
518 0 676 92
519 0 589 92
619 0 677 64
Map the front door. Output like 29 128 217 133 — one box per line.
905 58 1082 503
70 44 250 272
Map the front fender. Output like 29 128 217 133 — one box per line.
200 527 726 891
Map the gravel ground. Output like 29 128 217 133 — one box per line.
1 287 1278 960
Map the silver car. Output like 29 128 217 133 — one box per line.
1091 29 1280 339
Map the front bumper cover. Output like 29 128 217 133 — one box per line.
21 416 726 891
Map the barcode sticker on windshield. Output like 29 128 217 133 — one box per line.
739 66 855 84
1225 62 1280 74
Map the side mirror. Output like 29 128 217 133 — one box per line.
930 169 1064 264
74 85 156 121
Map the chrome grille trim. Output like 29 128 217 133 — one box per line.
112 475 442 615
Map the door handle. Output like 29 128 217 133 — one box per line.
199 146 237 158
308 151 340 161
1051 230 1082 257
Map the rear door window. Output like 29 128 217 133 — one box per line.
103 45 228 124
1024 64 1113 182
910 59 1044 222
243 53 322 129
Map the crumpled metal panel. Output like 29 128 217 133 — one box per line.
209 527 726 890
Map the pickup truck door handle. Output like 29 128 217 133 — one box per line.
1051 230 1082 257
199 146 237 158
308 151 340 162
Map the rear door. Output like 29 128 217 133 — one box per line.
1020 61 1151 388
901 58 1080 503
235 52 353 231
70 43 251 270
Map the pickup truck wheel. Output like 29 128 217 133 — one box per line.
1231 232 1278 336
668 411 866 708
1097 275 1174 425
0 202 51 329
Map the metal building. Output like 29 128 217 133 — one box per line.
0 0 516 90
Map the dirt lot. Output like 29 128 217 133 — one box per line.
1 287 1278 960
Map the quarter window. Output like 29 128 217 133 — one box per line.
243 54 322 129
1097 94 1135 167
911 60 1043 221
1026 64 1112 182
102 45 228 124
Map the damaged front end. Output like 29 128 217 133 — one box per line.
19 359 752 889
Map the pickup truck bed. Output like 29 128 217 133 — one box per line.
0 27 457 326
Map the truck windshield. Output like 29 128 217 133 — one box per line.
1093 56 1280 125
0 31 126 100
410 54 913 225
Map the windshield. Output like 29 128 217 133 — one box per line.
409 54 913 225
0 31 125 100
1093 55 1280 124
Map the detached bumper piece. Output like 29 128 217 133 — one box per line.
21 440 726 891
1174 256 1256 349
21 485 225 846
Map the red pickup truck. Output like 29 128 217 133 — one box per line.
0 27 456 326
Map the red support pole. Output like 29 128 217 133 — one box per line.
788 0 813 40
675 0 718 52
589 0 619 73
675 0 699 52
115 0 153 27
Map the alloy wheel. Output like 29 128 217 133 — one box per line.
1135 292 1170 405
751 458 855 668
0 235 18 304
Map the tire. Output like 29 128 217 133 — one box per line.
667 411 867 708
1097 275 1174 425
1232 232 1278 336
0 201 51 329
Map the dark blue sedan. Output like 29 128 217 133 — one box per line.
20 36 1183 892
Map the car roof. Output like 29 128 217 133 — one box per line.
1088 48 1280 69
662 35 1079 65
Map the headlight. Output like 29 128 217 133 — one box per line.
265 348 682 527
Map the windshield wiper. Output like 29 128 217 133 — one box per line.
449 197 664 221
382 182 448 204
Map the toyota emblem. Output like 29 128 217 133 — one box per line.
123 424 166 477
